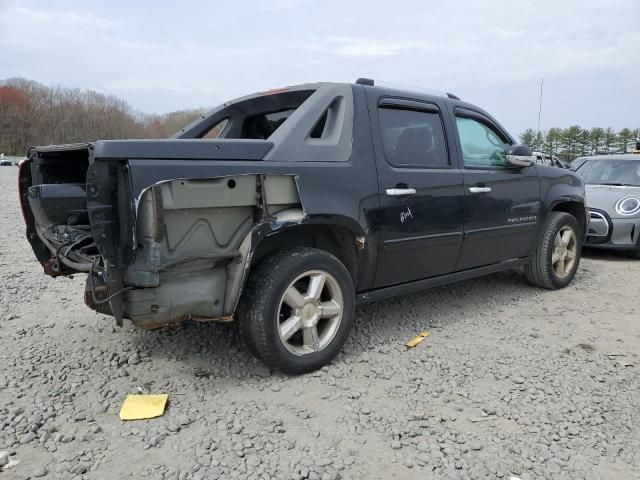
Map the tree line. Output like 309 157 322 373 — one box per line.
519 126 639 162
2 77 638 161
0 77 207 155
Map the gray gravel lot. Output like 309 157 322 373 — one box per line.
1 165 640 479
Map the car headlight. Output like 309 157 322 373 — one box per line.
615 196 640 216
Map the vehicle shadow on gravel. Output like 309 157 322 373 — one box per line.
582 247 636 262
127 269 539 378
349 269 538 346
127 320 269 378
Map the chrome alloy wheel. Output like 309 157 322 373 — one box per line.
276 270 343 356
552 226 577 278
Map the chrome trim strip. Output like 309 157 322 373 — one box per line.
587 210 610 237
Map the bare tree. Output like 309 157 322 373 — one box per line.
0 77 209 155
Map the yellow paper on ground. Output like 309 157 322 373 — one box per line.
119 394 168 420
406 331 429 348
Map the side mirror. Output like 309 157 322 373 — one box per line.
506 144 534 167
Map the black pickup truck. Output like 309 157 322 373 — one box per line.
19 79 586 373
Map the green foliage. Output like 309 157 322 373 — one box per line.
519 128 536 147
518 126 640 162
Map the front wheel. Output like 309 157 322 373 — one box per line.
237 247 355 374
525 212 582 289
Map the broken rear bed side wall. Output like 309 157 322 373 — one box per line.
100 83 380 329
123 174 302 329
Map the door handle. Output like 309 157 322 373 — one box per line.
469 186 492 193
386 188 417 196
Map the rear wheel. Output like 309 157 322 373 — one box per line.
525 212 582 289
238 247 355 374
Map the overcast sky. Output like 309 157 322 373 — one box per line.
1 0 638 135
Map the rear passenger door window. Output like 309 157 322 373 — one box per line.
378 104 449 168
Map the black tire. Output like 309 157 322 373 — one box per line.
629 249 640 260
525 212 582 289
237 247 355 374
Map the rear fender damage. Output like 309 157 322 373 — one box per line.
108 174 307 330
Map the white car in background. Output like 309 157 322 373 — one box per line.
532 151 567 168
0 154 14 166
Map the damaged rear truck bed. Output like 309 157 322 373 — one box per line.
19 79 587 373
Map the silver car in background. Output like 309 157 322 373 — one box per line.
574 154 640 258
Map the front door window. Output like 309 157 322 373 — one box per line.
456 116 508 168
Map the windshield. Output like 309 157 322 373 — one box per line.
576 159 640 187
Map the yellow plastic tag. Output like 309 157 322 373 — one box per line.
406 331 429 348
119 394 168 421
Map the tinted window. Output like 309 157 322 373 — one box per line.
456 116 509 168
378 107 449 167
244 109 296 139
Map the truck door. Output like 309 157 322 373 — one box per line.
453 109 541 269
368 95 465 287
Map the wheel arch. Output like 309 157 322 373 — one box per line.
250 217 368 286
226 209 373 320
549 199 587 237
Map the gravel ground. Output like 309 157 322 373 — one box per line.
1 166 640 480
